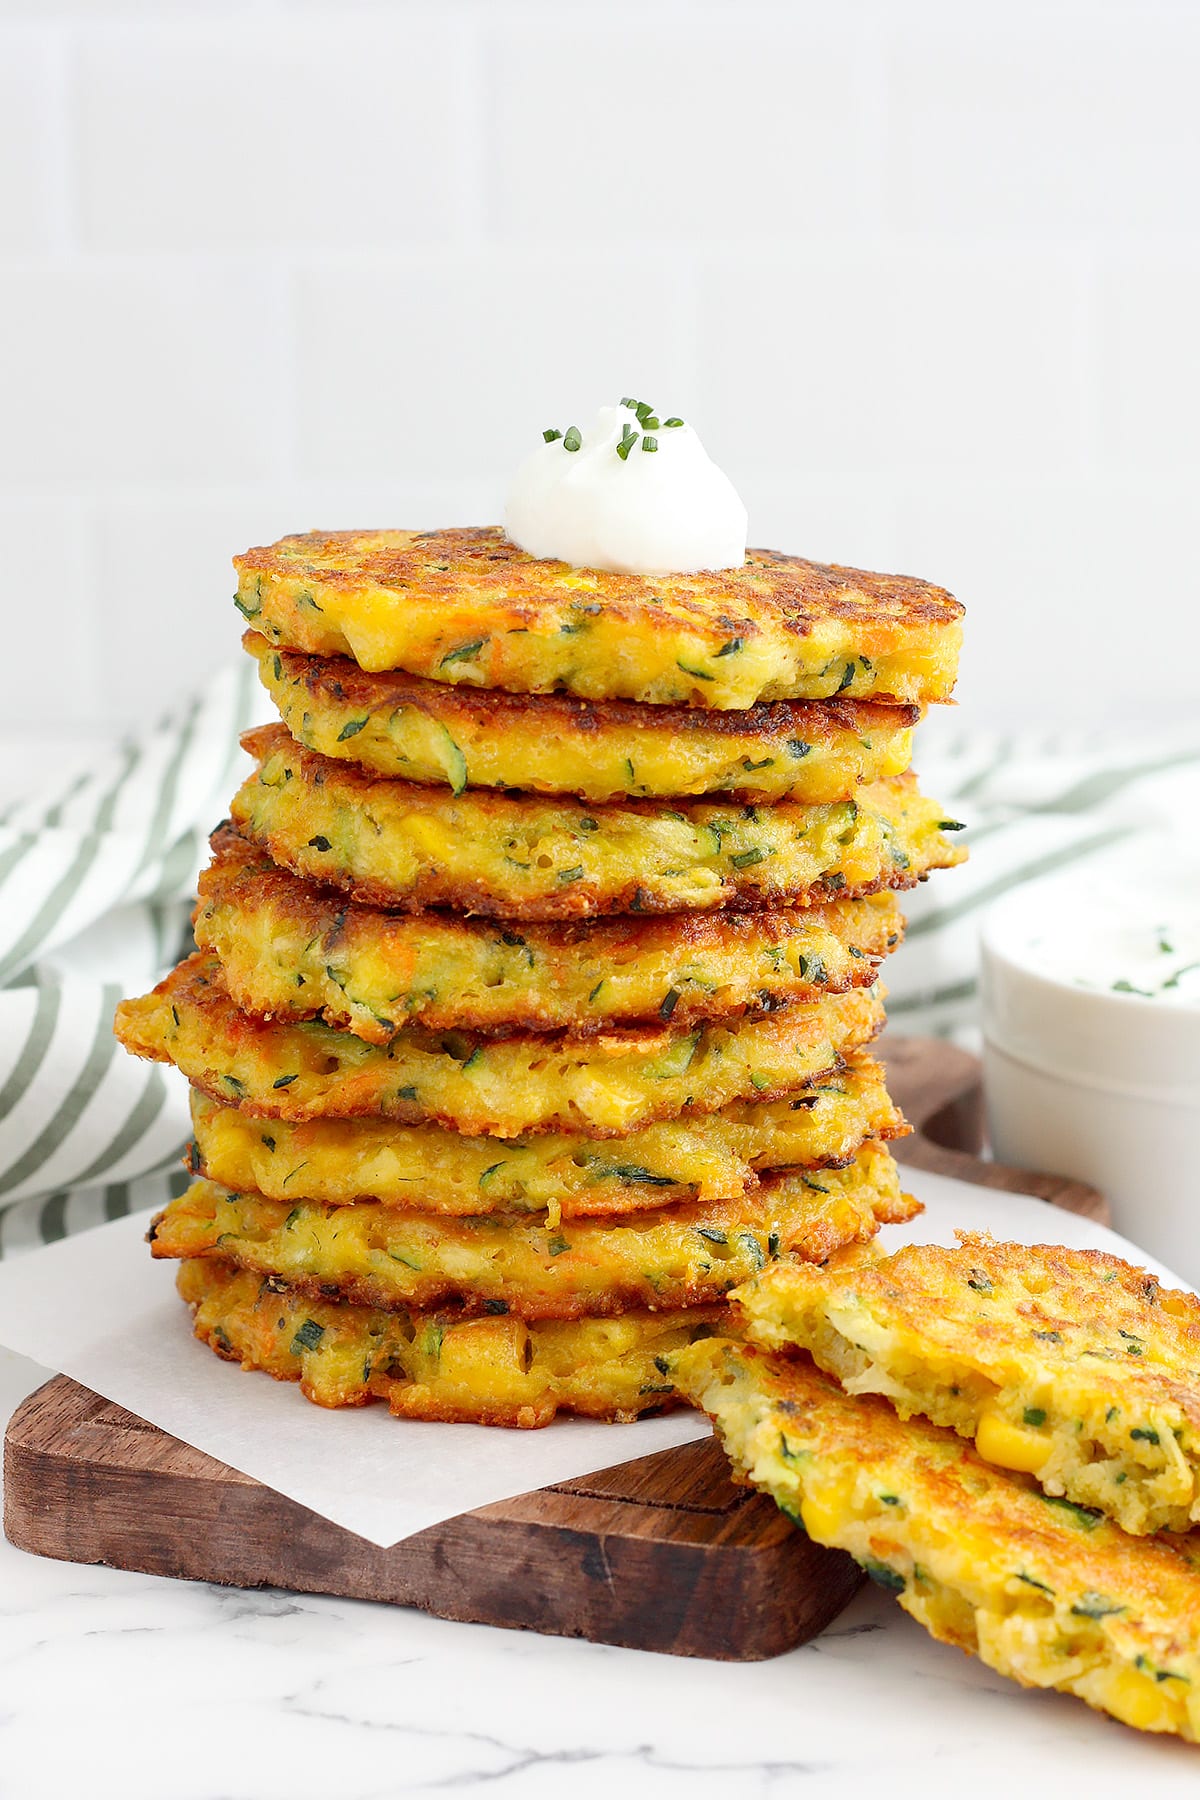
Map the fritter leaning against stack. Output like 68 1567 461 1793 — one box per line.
674 1235 1200 1743
115 524 965 1430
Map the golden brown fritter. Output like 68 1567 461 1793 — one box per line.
179 1255 727 1427
673 1337 1200 1743
246 630 920 803
195 826 904 1044
230 725 965 920
736 1234 1200 1536
188 1062 908 1223
233 527 962 707
151 1150 919 1319
114 951 886 1137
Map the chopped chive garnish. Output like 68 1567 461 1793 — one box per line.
563 425 582 452
616 424 638 461
663 417 684 427
642 435 658 452
543 427 563 442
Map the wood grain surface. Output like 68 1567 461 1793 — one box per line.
2 1036 1108 1660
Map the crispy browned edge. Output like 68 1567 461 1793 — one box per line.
119 952 886 1133
183 1257 728 1425
234 725 953 921
152 1110 913 1317
247 629 923 747
236 527 964 638
198 824 903 1037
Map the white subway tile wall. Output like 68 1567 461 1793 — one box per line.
2 0 1197 736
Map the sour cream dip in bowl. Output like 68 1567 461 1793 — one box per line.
981 839 1200 1281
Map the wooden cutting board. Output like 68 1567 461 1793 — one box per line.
3 1037 1105 1662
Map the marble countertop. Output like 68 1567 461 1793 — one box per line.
3 1349 1199 1799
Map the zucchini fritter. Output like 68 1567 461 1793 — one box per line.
189 1063 908 1222
674 1338 1200 1743
152 1154 918 1319
737 1235 1200 1537
179 1256 726 1427
196 827 904 1044
234 527 962 708
116 952 885 1137
246 631 919 803
231 725 964 920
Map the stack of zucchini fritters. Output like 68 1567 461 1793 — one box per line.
115 526 965 1429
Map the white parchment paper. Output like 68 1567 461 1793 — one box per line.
0 1169 1187 1547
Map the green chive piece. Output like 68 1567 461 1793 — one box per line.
664 417 684 427
563 425 582 452
616 425 638 461
642 434 658 453
543 427 563 443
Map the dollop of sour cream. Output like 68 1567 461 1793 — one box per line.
504 402 748 576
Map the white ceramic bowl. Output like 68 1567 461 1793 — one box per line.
980 859 1200 1283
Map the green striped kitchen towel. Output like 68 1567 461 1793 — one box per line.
0 675 1195 1257
0 658 263 1256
